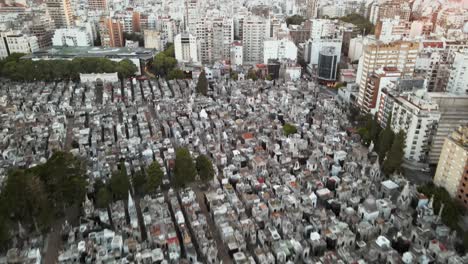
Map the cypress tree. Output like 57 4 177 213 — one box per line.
196 70 208 96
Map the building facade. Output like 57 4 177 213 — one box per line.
317 47 339 81
263 39 297 64
390 94 440 163
447 51 468 95
46 0 73 29
356 40 418 113
174 32 198 63
52 28 92 47
0 31 39 59
434 125 468 207
99 18 124 47
242 15 268 65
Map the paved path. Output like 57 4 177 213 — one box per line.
43 207 79 264
194 187 232 264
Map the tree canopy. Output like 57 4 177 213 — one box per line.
196 155 215 182
339 13 374 35
123 32 144 47
110 162 130 201
0 54 137 82
196 70 208 96
96 187 112 209
377 115 395 163
417 183 464 231
382 130 405 175
286 15 305 26
173 148 197 188
283 123 298 136
146 161 164 193
0 151 87 248
151 43 185 79
247 69 258 81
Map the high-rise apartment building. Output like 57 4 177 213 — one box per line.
99 18 124 47
184 0 199 33
174 32 198 63
427 93 468 165
447 51 468 95
434 125 468 207
46 0 73 29
242 15 268 65
368 0 411 25
88 0 107 11
306 0 318 19
30 15 55 49
390 94 440 163
356 39 418 113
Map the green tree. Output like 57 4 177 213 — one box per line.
110 163 130 201
132 170 147 196
173 148 197 188
96 187 112 209
167 68 185 80
117 59 137 79
247 69 258 81
286 15 305 26
417 183 464 230
146 161 164 193
230 71 238 80
369 113 382 146
196 155 215 182
283 123 298 136
382 130 405 175
163 43 175 57
196 70 208 96
377 114 395 162
339 13 374 35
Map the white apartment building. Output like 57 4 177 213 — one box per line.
195 17 233 64
447 51 468 95
376 17 410 43
348 36 364 62
391 94 440 162
263 39 297 64
310 19 338 40
52 28 92 47
356 40 418 113
0 31 39 59
157 17 177 44
242 15 269 64
174 32 198 63
230 41 243 66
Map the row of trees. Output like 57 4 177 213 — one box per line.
357 114 406 175
95 148 215 209
0 152 87 249
150 44 186 80
174 148 214 187
94 160 164 209
0 53 138 82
